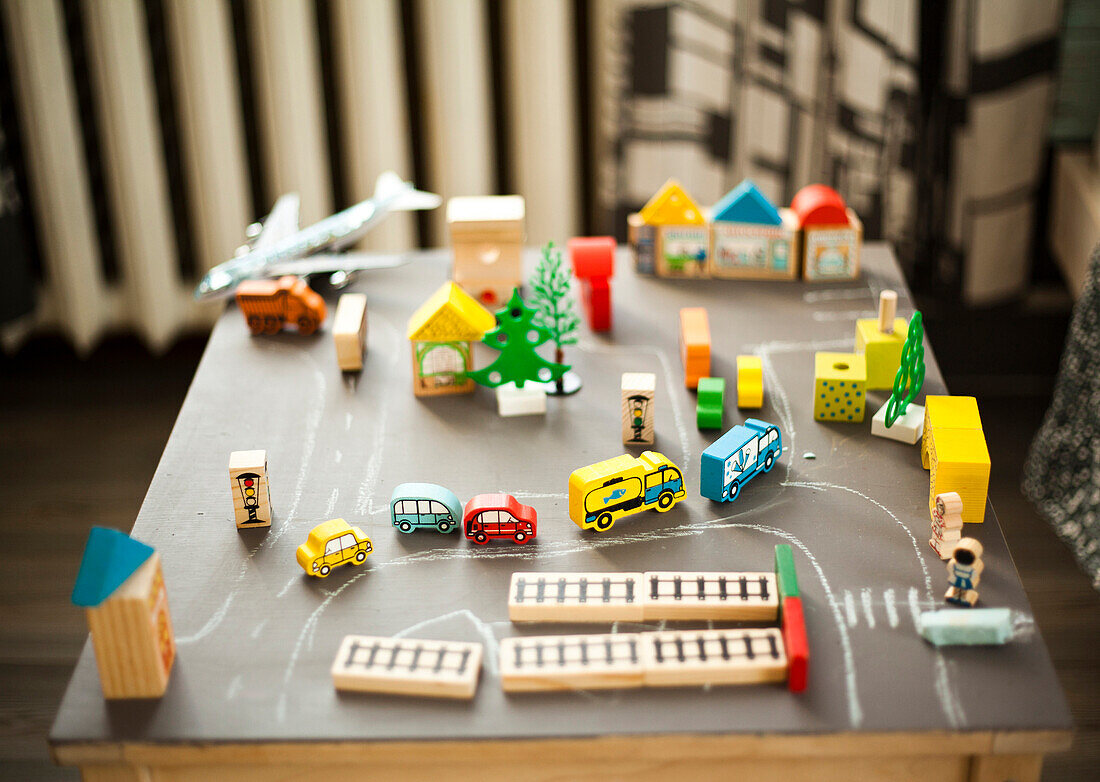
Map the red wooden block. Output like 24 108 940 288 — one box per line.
782 596 809 693
568 236 615 280
581 277 611 332
790 184 849 227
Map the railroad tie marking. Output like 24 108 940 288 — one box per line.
332 635 482 699
500 628 787 692
509 572 778 623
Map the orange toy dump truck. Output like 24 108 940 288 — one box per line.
235 276 326 335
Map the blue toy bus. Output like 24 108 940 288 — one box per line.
700 419 782 502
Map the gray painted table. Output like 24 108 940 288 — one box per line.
50 245 1072 781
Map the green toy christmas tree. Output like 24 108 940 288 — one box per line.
885 311 925 427
467 288 569 390
529 241 582 395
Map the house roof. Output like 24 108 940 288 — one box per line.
638 179 705 225
407 282 496 341
790 184 850 227
711 179 782 225
71 527 154 607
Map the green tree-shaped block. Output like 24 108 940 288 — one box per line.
529 242 581 393
885 311 925 427
467 288 569 389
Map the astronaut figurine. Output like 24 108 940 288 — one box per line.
945 538 984 607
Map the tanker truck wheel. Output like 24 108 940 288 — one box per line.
593 512 614 532
656 491 675 511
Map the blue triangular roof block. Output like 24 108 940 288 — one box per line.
711 179 783 225
72 527 154 607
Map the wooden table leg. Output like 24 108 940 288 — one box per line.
970 754 1044 782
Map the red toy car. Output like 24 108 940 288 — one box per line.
462 493 537 545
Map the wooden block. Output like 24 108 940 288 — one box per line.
621 372 656 445
657 225 709 278
580 277 612 332
921 395 982 469
448 196 525 305
627 213 657 274
640 627 788 687
708 210 801 280
871 400 924 444
332 293 367 371
736 355 763 408
228 449 272 529
878 290 898 333
928 428 990 524
679 308 710 389
696 377 725 429
508 572 644 623
496 382 547 417
774 544 799 598
641 572 778 621
813 352 866 422
801 208 862 281
567 236 615 279
781 596 809 693
855 317 908 390
500 633 644 692
331 635 482 699
85 553 175 699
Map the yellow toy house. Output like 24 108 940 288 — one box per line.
407 282 496 397
628 179 708 278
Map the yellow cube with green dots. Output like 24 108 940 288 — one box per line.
813 352 867 422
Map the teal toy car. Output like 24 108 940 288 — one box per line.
390 483 462 533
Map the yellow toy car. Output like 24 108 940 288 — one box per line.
296 518 373 577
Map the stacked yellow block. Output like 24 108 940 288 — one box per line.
736 355 763 408
922 396 989 524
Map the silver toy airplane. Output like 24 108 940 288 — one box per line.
194 171 441 300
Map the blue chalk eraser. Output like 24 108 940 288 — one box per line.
919 608 1014 646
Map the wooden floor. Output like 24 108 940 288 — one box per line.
1 334 1097 780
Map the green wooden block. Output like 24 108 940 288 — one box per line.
813 352 866 422
774 544 799 598
696 377 725 430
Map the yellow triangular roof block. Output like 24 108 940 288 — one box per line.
638 179 705 225
407 282 496 341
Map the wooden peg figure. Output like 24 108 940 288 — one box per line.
945 538 984 607
930 491 964 560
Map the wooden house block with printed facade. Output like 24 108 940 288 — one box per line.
709 180 800 280
447 195 525 308
71 528 176 699
791 184 862 281
637 179 708 278
407 282 496 397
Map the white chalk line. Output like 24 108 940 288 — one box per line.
227 674 243 700
324 487 339 517
355 315 400 516
577 339 691 468
802 288 871 303
250 619 268 639
177 591 235 644
860 588 876 630
844 591 858 627
391 609 503 677
884 589 899 628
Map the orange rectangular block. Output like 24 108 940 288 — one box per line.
679 308 710 389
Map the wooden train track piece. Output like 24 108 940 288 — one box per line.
641 571 778 621
641 627 788 687
500 633 644 692
509 572 644 622
331 635 483 699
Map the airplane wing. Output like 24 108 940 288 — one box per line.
265 251 412 278
252 193 301 250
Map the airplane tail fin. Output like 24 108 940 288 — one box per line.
373 171 442 212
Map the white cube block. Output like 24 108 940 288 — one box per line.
871 401 924 444
496 382 547 417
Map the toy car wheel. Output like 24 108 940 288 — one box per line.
593 512 614 532
398 521 413 533
656 491 675 511
763 452 775 472
263 316 280 335
298 316 317 335
247 316 264 334
474 532 488 544
355 550 366 563
728 482 740 501
318 564 331 576
437 520 453 533
513 531 528 544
